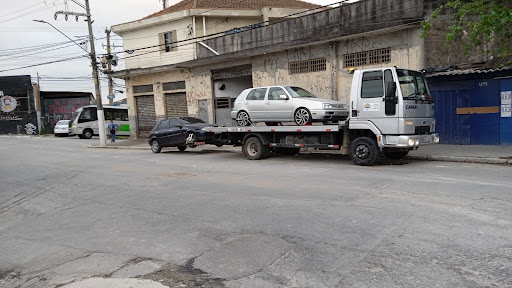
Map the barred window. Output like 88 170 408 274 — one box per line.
163 81 185 91
344 48 390 67
289 57 326 74
133 84 153 94
214 97 234 109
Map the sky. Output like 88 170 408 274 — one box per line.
0 0 343 104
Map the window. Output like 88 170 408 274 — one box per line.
133 84 153 94
163 81 185 91
361 71 383 98
344 47 390 67
289 57 326 74
78 107 97 123
162 31 177 52
214 98 233 108
169 118 181 127
157 120 170 130
268 87 287 100
246 88 266 101
104 108 128 120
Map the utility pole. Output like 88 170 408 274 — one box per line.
105 28 113 106
85 0 106 145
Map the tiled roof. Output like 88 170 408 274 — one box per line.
143 0 322 20
426 56 512 77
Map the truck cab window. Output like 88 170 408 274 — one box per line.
361 71 383 98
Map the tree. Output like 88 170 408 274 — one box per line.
421 0 512 57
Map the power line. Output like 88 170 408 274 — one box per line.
0 55 88 73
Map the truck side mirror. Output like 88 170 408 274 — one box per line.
386 82 397 99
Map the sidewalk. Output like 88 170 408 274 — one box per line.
91 138 512 165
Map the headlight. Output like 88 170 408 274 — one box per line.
415 139 420 146
322 103 333 109
435 135 440 143
408 139 415 146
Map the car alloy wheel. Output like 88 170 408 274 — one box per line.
294 108 312 126
237 111 251 126
151 140 162 153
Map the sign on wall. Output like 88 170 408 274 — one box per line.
501 91 511 118
0 95 17 113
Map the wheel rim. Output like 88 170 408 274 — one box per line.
237 111 251 126
151 141 159 152
355 144 370 159
295 109 309 125
247 141 258 157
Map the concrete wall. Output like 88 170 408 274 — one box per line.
196 0 425 58
121 17 195 69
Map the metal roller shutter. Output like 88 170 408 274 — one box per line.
165 93 188 118
135 95 156 137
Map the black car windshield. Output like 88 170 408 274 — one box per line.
181 117 205 124
397 69 433 103
285 86 316 98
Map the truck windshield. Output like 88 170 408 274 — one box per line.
69 107 83 123
397 69 433 103
285 86 316 98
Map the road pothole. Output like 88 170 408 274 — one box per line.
140 259 224 288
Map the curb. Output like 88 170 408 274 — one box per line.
88 145 511 165
407 155 511 165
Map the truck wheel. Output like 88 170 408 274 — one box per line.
384 150 408 160
294 108 312 126
83 129 93 139
237 111 252 126
243 137 268 160
177 145 187 151
349 137 379 166
151 140 162 153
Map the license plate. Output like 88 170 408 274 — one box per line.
423 135 432 143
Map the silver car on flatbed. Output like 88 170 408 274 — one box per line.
231 86 349 126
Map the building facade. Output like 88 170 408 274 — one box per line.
39 91 93 134
0 76 38 135
112 0 510 144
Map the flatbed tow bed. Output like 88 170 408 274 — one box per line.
204 123 351 160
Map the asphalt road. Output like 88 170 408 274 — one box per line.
1 136 511 288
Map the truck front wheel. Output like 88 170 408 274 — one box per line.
243 136 269 160
349 137 379 166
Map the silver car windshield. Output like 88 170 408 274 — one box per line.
397 69 433 104
284 87 316 98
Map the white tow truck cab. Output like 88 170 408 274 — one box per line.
205 67 439 166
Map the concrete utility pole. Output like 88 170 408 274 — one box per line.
85 0 106 145
105 28 113 106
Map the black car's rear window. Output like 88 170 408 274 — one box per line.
181 117 205 124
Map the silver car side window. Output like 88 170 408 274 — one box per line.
268 87 286 100
246 89 265 100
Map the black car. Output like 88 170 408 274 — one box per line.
148 117 217 153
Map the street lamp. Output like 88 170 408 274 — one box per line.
32 2 106 145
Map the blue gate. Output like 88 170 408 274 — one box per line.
430 78 501 145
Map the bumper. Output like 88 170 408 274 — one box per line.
310 109 349 121
54 128 70 134
380 133 439 148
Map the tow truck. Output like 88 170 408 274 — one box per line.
204 67 439 166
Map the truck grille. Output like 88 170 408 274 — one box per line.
415 126 430 135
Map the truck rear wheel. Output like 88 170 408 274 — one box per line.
349 137 379 166
243 136 269 160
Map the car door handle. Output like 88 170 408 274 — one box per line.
265 102 271 104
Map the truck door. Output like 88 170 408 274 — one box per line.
355 69 397 134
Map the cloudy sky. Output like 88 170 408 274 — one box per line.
0 0 340 104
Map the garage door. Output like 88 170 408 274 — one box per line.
136 95 156 137
165 93 188 118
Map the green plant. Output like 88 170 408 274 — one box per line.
421 0 512 56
